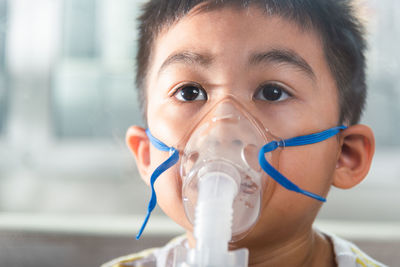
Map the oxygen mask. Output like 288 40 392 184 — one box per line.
135 96 346 242
180 99 275 240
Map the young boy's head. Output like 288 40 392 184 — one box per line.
127 0 375 252
136 0 368 125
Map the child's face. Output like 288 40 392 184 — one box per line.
143 5 341 245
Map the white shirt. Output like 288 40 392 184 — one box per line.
328 233 388 267
102 233 388 267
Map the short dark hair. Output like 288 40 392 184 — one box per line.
136 0 367 125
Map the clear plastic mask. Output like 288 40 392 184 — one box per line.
179 97 279 240
136 95 345 240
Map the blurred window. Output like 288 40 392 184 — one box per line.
62 0 98 59
52 0 142 139
0 0 7 134
362 0 400 148
0 0 398 224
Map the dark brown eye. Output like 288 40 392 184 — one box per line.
175 84 207 102
255 83 290 102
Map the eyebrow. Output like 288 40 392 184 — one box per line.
249 48 316 80
158 51 213 76
158 48 316 81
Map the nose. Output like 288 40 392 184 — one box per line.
204 135 243 148
206 100 255 147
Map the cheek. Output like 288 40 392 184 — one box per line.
147 105 194 150
278 140 338 195
149 149 192 230
155 169 192 229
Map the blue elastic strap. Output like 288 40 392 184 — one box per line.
136 129 179 239
258 126 347 202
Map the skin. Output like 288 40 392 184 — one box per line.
126 5 375 267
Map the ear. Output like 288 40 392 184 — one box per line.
126 126 151 185
333 124 375 189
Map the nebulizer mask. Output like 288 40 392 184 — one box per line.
136 97 346 267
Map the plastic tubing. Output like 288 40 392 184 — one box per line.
191 161 240 266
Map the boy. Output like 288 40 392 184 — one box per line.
104 0 385 266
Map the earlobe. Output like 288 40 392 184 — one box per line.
126 126 151 184
333 124 375 189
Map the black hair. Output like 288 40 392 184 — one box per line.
136 0 367 125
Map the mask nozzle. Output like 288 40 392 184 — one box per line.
194 161 239 252
174 161 249 267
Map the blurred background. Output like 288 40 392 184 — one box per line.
0 0 399 266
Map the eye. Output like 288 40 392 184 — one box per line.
174 83 207 102
254 83 291 102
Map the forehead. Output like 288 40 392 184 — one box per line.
147 5 329 83
145 4 339 140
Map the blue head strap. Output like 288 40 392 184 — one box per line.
136 125 347 239
136 129 179 239
258 125 347 202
